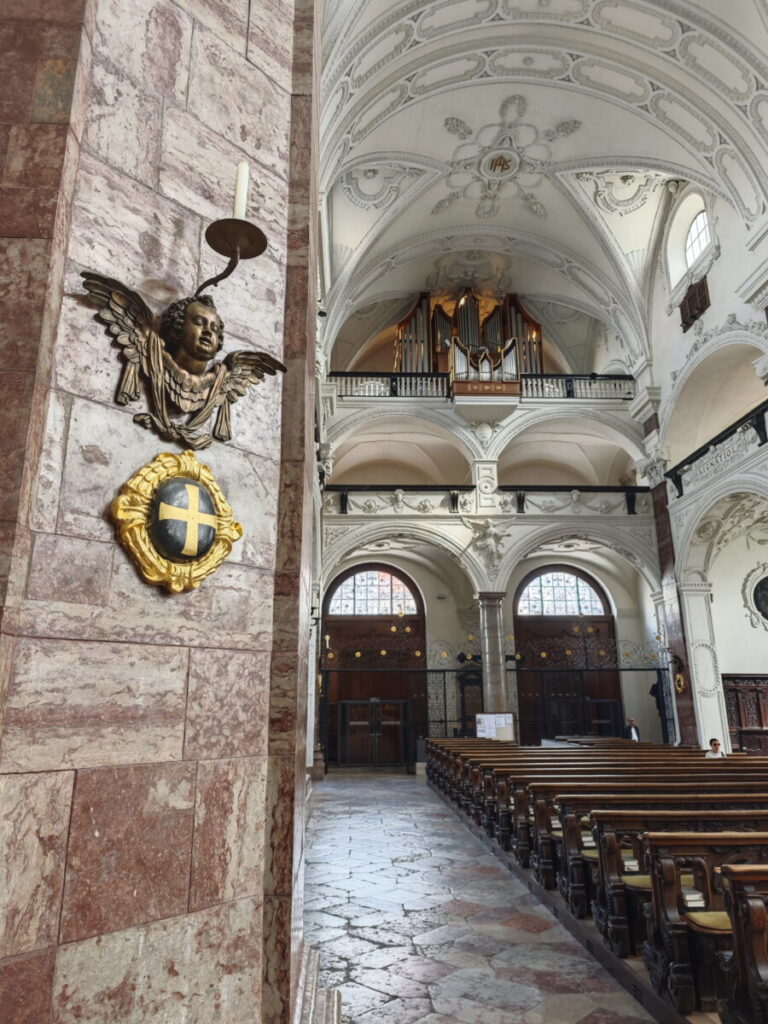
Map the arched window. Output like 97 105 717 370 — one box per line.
517 569 606 616
665 191 716 290
327 568 419 615
685 210 711 268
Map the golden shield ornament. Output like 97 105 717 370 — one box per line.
111 450 242 593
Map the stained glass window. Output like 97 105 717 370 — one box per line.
517 571 605 616
327 570 418 615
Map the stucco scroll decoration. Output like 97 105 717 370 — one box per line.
576 170 667 216
110 450 242 594
432 95 581 219
82 273 285 449
742 563 768 632
341 164 421 210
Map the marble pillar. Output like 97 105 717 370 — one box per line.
477 591 508 714
650 480 699 744
0 1 316 1022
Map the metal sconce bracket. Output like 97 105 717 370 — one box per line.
195 218 268 296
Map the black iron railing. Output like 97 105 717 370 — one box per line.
325 483 475 514
497 484 651 515
665 397 768 497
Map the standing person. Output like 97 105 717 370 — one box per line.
623 717 640 741
705 738 726 758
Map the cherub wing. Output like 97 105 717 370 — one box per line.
81 271 156 404
189 349 287 443
220 349 287 402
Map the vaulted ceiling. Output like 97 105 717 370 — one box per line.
319 0 768 372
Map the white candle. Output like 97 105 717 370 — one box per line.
233 161 249 219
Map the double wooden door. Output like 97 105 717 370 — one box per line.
336 699 408 766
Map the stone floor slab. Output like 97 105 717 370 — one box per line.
304 773 654 1024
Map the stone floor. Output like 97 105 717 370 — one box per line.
304 772 657 1024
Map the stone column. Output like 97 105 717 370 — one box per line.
678 578 731 751
477 591 508 713
638 450 699 745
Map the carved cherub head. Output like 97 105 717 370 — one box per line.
160 295 225 375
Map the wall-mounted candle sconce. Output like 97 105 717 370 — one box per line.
195 162 268 296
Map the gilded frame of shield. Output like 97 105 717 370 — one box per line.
110 449 242 593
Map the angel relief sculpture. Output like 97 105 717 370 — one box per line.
82 272 286 449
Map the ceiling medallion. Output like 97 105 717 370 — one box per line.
432 94 581 219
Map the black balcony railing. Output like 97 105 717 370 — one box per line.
323 483 649 515
324 483 474 514
665 397 768 497
521 374 636 400
497 484 650 515
329 372 451 398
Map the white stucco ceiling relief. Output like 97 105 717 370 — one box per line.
318 3 768 378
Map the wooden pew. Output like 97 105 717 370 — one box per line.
590 807 768 957
719 864 768 1024
642 831 768 1014
528 769 768 894
523 766 768 882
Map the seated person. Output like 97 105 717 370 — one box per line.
705 737 726 758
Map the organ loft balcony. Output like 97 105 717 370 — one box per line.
325 289 637 423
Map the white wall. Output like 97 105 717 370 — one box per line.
710 534 768 675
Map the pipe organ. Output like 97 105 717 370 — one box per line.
394 289 542 395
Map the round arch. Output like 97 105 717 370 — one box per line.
322 520 488 593
326 408 484 463
513 563 611 617
660 336 768 465
323 562 425 617
489 408 646 464
495 523 661 597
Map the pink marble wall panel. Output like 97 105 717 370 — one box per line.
187 23 290 179
159 104 289 247
0 638 188 771
184 648 270 759
247 0 294 92
0 19 81 124
268 651 301 754
262 752 298 895
28 388 69 534
0 238 53 372
63 152 202 313
0 947 56 1024
190 756 267 909
61 762 195 942
90 0 193 104
261 894 291 1024
181 0 250 55
83 55 163 189
53 896 263 1023
0 771 74 957
18 554 275 651
27 533 113 605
